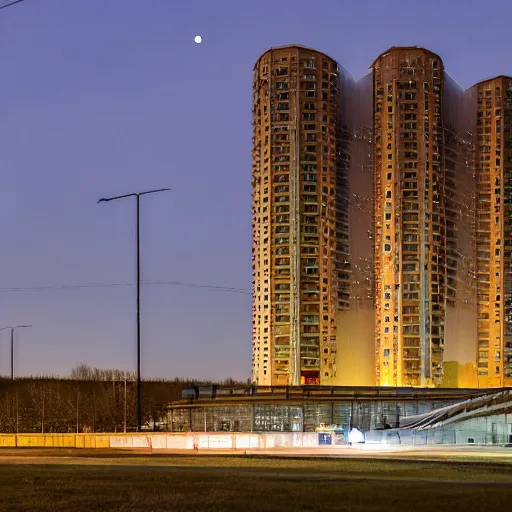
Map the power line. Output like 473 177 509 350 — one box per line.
0 280 252 295
0 0 25 10
147 280 251 295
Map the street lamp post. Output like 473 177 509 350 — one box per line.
0 325 32 379
98 188 169 432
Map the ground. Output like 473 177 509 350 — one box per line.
1 448 512 511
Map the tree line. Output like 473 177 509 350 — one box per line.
0 364 246 433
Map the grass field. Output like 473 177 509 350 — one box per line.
1 451 512 511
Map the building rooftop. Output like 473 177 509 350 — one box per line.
169 384 499 408
470 74 512 88
371 45 443 68
253 44 338 70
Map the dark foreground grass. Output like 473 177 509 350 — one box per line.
1 457 512 512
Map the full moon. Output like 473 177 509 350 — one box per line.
194 36 202 44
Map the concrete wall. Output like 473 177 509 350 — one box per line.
442 361 478 388
0 434 111 448
444 303 478 365
335 306 375 386
1 416 509 449
0 432 322 450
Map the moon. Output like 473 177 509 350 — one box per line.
194 36 202 44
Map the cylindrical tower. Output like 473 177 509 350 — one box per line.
251 45 351 386
469 76 512 388
372 47 446 387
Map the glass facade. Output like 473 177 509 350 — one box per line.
169 399 456 433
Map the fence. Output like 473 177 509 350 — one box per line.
0 432 319 450
0 420 509 451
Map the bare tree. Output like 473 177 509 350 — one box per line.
70 363 135 382
28 381 46 433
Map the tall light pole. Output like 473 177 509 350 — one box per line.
98 188 169 432
0 325 32 379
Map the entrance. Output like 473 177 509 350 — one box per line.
301 371 320 385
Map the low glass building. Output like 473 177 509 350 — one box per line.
167 385 494 433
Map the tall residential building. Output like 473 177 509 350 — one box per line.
469 76 512 387
251 45 352 386
372 47 447 387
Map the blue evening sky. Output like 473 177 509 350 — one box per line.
0 0 510 380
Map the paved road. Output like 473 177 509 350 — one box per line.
1 444 512 463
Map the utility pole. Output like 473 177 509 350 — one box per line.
98 188 169 431
124 372 127 433
15 390 19 447
76 390 80 434
0 325 32 379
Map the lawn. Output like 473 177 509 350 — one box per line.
1 453 512 511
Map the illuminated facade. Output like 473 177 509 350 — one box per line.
251 45 352 386
469 76 512 387
372 47 447 387
251 43 511 389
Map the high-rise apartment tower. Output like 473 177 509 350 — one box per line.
469 76 512 387
251 45 352 386
372 47 447 387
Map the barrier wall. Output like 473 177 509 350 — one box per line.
0 421 509 450
0 434 111 449
109 432 320 450
0 432 331 450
